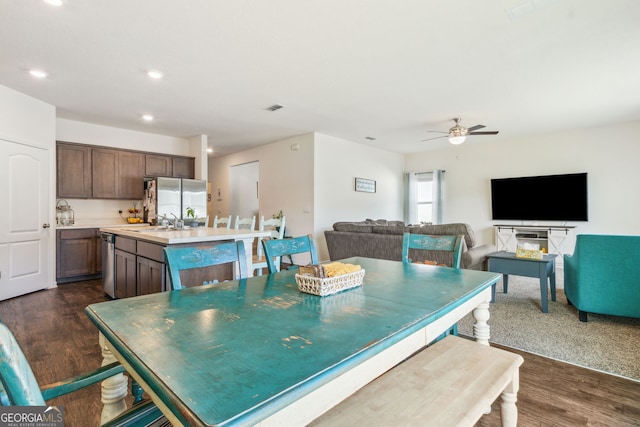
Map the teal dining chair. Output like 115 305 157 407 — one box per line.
262 235 319 274
401 233 464 268
164 241 248 290
0 322 165 426
402 232 464 339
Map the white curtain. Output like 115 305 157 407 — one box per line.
405 172 418 225
433 169 444 224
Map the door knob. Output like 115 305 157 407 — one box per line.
43 223 51 228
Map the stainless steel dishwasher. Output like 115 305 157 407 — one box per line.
101 232 116 298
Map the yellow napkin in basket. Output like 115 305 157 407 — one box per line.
323 262 361 277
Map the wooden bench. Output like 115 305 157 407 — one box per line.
308 335 524 427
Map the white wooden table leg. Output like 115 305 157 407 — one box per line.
472 300 491 346
500 370 520 427
99 332 128 424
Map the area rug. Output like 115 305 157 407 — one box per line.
457 275 640 381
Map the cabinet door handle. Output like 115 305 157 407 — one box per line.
43 223 51 229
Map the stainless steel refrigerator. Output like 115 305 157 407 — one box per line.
144 177 207 225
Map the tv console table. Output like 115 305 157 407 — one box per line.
494 225 576 268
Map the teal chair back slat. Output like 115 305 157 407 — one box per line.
401 233 464 268
164 241 248 290
0 323 45 406
262 235 319 274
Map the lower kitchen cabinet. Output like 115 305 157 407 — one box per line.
56 228 101 283
115 248 137 299
114 236 167 298
137 257 165 295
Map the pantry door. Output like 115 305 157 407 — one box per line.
0 140 50 301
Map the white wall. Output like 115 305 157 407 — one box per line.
404 120 640 247
56 118 193 222
209 133 315 238
188 134 208 180
314 134 405 260
209 132 405 261
57 118 190 155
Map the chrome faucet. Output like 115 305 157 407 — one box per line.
170 213 184 229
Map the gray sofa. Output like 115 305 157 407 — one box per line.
324 220 495 270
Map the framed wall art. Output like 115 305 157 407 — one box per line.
355 177 376 193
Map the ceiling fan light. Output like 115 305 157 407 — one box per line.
448 136 466 145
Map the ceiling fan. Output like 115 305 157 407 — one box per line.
422 117 499 145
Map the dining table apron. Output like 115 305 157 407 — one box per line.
85 257 501 427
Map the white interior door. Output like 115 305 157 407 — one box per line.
0 140 50 301
229 161 259 219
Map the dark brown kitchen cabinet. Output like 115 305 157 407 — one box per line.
114 237 166 297
92 148 144 199
57 141 195 199
117 151 145 199
136 240 166 294
145 154 172 177
172 157 195 178
114 235 138 299
91 148 118 198
57 143 92 198
137 257 165 295
56 228 101 282
115 249 137 299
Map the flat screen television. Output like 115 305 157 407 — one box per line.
491 173 588 221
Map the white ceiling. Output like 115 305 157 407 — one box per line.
1 0 639 155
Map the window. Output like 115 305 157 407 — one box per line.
416 174 434 223
405 170 444 225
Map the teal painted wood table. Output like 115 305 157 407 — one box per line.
85 257 501 426
488 251 558 313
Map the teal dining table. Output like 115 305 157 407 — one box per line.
85 257 501 426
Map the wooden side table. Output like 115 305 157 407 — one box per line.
488 251 557 313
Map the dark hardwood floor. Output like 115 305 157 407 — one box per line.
1 280 639 426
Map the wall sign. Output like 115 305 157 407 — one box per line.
355 177 376 193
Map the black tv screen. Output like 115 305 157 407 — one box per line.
491 173 588 221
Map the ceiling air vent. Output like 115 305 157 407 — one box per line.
266 104 284 112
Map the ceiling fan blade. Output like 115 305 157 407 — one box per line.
466 124 486 132
421 135 447 142
469 131 499 135
427 130 448 134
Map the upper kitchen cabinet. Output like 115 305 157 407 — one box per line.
145 154 172 177
117 151 145 199
172 157 195 178
91 148 118 198
92 149 144 199
57 143 92 198
57 142 194 199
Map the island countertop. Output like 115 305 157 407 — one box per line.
100 226 270 245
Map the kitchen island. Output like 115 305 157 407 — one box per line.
100 226 270 298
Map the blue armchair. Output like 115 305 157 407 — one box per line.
564 234 640 322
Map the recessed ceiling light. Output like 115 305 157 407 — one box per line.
147 70 163 79
29 69 48 79
142 114 154 122
206 148 214 153
43 0 63 6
